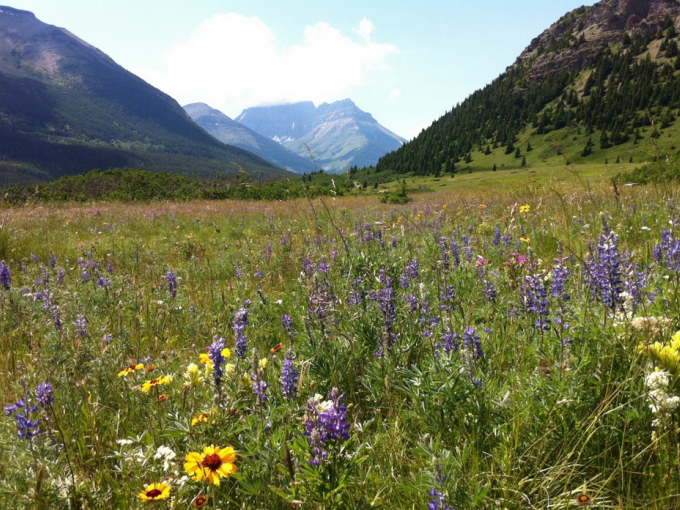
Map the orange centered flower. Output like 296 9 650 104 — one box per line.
191 495 209 508
138 482 171 502
184 445 237 486
576 494 592 506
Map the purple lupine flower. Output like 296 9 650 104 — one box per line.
50 306 62 331
462 327 483 361
97 276 110 288
165 270 177 298
233 304 249 360
307 280 336 330
107 262 114 274
57 269 65 284
349 278 365 306
281 350 299 400
428 488 454 510
30 253 39 264
391 236 397 248
49 252 56 269
443 329 459 353
6 398 41 440
406 294 418 313
75 312 88 337
400 258 420 289
584 230 623 312
551 260 570 300
35 382 54 408
317 259 331 273
235 264 243 279
483 280 497 303
81 270 89 284
655 229 680 271
520 274 551 330
251 368 268 403
1 261 11 290
281 314 295 340
304 388 350 466
492 225 501 246
440 285 456 312
208 336 227 393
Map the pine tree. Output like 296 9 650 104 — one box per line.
600 130 611 149
485 145 491 155
521 156 527 167
492 164 497 171
526 141 533 152
582 137 593 157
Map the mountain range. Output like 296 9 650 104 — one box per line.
183 103 316 174
236 100 406 173
378 0 680 176
0 6 281 185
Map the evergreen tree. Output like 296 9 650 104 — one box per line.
521 156 527 167
515 147 522 158
582 137 594 157
485 145 492 155
492 164 497 171
526 141 533 152
600 130 611 149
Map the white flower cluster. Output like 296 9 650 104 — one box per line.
645 370 680 419
154 445 177 472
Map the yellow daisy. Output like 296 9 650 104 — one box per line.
138 482 171 502
118 363 144 377
184 445 237 486
141 375 173 393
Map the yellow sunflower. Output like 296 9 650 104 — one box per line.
138 482 171 502
141 375 173 393
184 445 237 486
118 363 144 377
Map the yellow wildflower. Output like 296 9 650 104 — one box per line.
141 375 173 393
118 363 144 377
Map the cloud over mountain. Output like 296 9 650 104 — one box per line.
134 14 398 117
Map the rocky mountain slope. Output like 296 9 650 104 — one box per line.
237 99 405 173
0 6 281 185
184 103 315 173
378 0 680 176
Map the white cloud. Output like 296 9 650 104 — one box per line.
389 88 402 99
354 18 375 42
133 13 398 117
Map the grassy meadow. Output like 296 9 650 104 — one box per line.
1 174 680 509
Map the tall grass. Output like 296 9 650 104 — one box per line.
0 180 679 508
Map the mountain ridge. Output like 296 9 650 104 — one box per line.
0 5 282 185
184 103 316 173
377 0 680 177
237 99 405 173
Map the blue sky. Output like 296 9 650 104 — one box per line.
10 0 596 139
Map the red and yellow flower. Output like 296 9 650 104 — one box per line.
184 445 237 485
138 482 171 502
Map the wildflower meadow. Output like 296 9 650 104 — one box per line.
1 181 680 509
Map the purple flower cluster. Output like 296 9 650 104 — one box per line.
399 258 420 289
520 274 551 330
304 388 350 466
462 327 483 361
428 488 454 510
251 367 268 403
280 350 299 400
75 312 88 337
1 261 12 290
655 229 680 271
49 252 56 269
281 314 295 341
5 383 51 440
166 270 177 298
584 231 623 311
208 336 227 393
483 280 497 303
551 260 570 300
233 303 250 359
